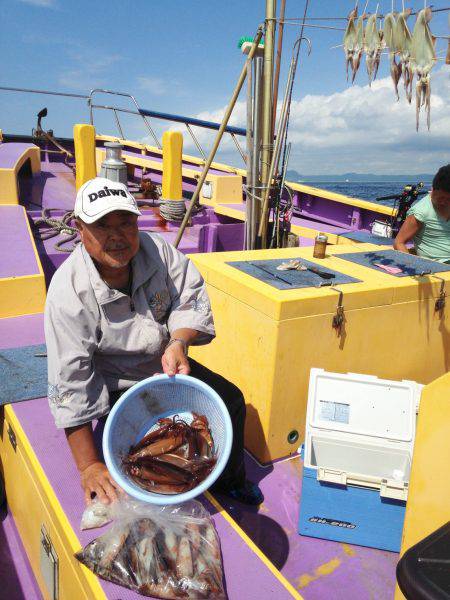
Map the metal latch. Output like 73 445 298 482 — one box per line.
40 525 59 600
317 467 347 486
7 424 16 452
432 275 446 315
380 478 408 501
331 287 345 337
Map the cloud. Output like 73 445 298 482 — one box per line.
178 66 450 175
137 77 168 97
58 53 123 93
18 0 56 7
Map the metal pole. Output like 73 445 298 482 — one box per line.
258 47 296 241
174 27 264 248
260 0 277 211
272 0 286 139
250 56 264 250
245 56 254 250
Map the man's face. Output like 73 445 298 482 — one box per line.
77 211 140 269
431 188 450 220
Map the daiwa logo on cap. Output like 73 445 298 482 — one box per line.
88 185 128 202
74 177 141 223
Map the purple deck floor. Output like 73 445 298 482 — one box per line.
0 507 42 600
20 157 76 212
0 314 294 600
0 206 40 278
215 454 398 599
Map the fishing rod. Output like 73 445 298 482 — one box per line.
376 182 428 235
258 0 311 247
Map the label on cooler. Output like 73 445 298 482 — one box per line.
319 400 350 424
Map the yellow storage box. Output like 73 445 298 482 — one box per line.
189 244 450 463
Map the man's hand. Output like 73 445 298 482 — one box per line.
80 461 123 505
162 340 190 376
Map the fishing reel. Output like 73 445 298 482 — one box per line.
376 182 428 236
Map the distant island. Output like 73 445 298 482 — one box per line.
286 170 433 183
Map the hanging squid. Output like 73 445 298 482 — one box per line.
352 12 366 82
343 7 359 80
383 11 402 99
395 9 414 103
411 7 436 131
364 11 384 85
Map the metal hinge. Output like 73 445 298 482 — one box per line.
432 275 446 315
331 287 345 337
7 424 16 452
40 525 59 600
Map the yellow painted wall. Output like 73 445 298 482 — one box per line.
395 371 450 599
74 124 97 190
162 130 183 200
0 407 106 599
0 205 46 319
0 145 41 204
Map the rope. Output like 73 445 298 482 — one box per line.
33 208 80 252
159 201 187 222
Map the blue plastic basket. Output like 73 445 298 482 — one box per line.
103 374 233 505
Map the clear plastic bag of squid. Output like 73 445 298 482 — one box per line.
75 497 226 599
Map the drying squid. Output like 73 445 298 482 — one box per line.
395 9 414 102
411 7 436 131
364 11 383 85
343 7 359 80
352 13 366 82
383 11 402 99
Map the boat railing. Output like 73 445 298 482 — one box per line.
0 85 247 165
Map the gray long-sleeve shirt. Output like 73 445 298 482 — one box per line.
44 232 215 428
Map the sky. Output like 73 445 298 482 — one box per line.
0 0 449 174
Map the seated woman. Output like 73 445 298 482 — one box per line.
394 164 450 263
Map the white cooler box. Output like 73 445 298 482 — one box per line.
298 369 423 552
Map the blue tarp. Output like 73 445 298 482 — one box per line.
0 343 47 405
228 258 361 290
335 249 450 277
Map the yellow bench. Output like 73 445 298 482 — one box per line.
0 142 41 204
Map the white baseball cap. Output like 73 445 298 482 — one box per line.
74 177 141 224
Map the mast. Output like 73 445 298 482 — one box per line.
259 0 277 247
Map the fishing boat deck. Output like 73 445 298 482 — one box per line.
216 454 398 599
0 313 297 600
0 312 398 600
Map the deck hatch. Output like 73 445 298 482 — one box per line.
227 258 361 290
335 249 450 277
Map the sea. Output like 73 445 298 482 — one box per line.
303 180 433 208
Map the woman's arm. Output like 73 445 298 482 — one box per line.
394 215 423 253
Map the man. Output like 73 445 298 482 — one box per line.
45 177 263 506
394 165 450 263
